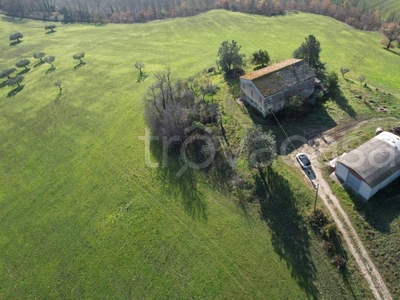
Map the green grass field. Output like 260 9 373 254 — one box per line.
0 10 398 298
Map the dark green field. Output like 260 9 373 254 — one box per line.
1 10 399 299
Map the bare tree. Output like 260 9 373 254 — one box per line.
380 22 400 50
54 81 62 94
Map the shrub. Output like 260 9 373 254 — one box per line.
332 255 346 272
308 208 328 232
10 32 23 42
325 71 339 92
45 25 56 32
323 241 336 255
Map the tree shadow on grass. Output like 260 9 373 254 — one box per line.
2 16 28 23
74 62 86 69
253 65 266 71
226 77 241 99
331 90 357 119
45 67 56 74
350 179 400 233
383 48 400 57
387 49 400 56
0 81 8 89
257 167 318 298
9 40 22 46
18 68 30 75
7 85 25 97
151 142 208 219
34 61 45 68
137 73 148 83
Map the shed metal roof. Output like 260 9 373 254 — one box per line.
240 59 315 97
338 132 400 188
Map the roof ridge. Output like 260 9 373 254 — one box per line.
240 58 304 81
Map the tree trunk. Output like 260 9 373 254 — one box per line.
386 40 392 50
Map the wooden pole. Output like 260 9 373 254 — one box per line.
314 183 319 212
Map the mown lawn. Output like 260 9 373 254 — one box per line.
0 10 396 299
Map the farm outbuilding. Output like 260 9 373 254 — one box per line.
335 131 400 200
239 59 315 117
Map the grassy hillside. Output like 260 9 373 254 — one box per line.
0 10 397 299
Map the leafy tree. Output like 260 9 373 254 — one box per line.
217 40 245 76
54 81 62 94
9 32 23 42
200 83 218 100
45 25 56 32
293 35 325 73
284 95 304 117
33 52 46 62
380 22 400 50
325 71 339 91
134 62 145 76
340 67 349 78
7 75 24 87
15 59 31 70
358 75 366 85
73 52 85 64
44 56 55 67
251 49 270 67
243 124 277 171
0 68 17 80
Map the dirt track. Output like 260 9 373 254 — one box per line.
291 121 393 300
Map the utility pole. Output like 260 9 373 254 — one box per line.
314 183 320 212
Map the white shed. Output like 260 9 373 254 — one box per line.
335 131 400 200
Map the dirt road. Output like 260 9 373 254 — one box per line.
291 123 393 300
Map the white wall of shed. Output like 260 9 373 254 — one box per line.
335 162 349 181
358 181 372 200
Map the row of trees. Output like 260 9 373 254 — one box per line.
216 34 325 78
216 41 271 78
0 0 398 31
0 51 85 95
9 26 56 46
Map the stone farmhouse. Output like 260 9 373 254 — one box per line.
240 59 316 117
